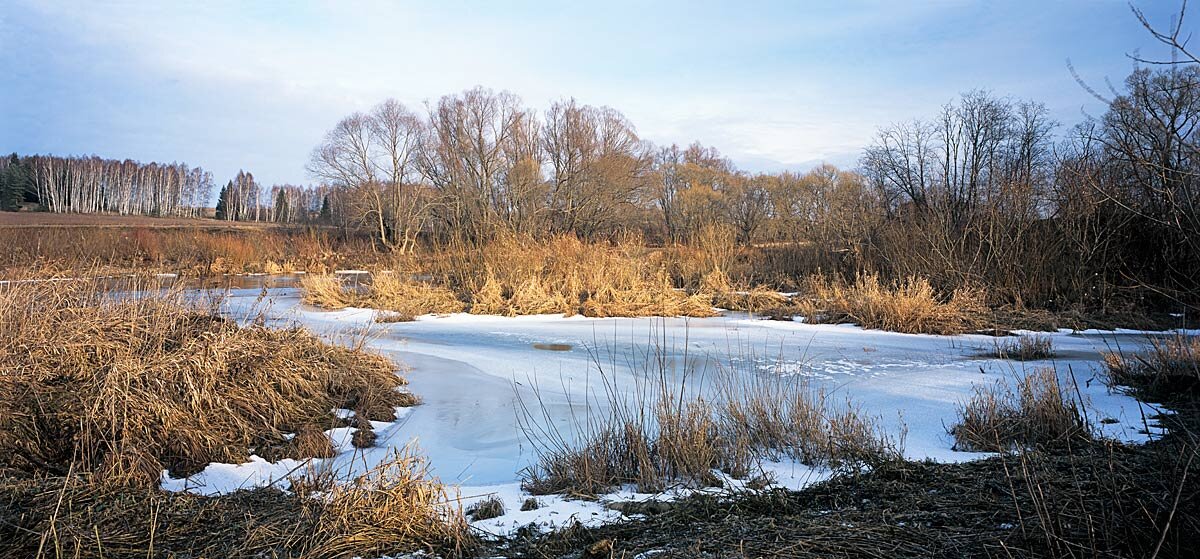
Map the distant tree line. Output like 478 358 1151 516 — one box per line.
0 154 214 217
214 171 333 224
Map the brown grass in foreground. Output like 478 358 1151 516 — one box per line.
0 279 414 486
950 368 1091 452
0 278 471 557
1 447 472 558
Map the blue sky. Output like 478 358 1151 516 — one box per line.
0 1 1186 187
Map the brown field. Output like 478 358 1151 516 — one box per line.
0 211 283 229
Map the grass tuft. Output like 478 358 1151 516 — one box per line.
466 495 506 521
798 274 987 335
949 368 1091 452
988 334 1055 361
1105 334 1200 402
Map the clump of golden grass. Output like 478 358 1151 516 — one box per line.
300 272 357 309
699 269 790 314
1104 334 1200 402
519 349 903 497
1 448 473 558
581 271 716 318
797 274 987 335
466 495 506 521
988 334 1055 361
308 234 722 318
368 272 465 316
950 368 1091 452
0 278 413 487
301 272 464 317
309 446 471 557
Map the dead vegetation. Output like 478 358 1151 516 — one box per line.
1105 334 1200 402
518 351 903 498
497 441 1199 559
950 368 1091 452
0 279 417 486
0 278 472 558
1 447 473 559
987 334 1055 361
300 272 464 317
795 274 988 335
466 495 506 521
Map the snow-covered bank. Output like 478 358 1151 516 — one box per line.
168 286 1171 534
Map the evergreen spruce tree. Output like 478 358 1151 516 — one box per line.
1 154 29 211
274 189 289 223
214 182 231 220
319 195 333 224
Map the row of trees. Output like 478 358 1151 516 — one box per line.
0 154 215 217
214 173 333 224
308 89 866 249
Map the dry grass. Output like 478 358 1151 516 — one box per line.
988 334 1055 361
299 272 356 309
519 349 903 497
699 269 790 314
308 446 471 557
301 234 723 318
797 274 987 335
300 272 464 317
466 495 506 521
949 368 1091 452
717 373 905 468
1105 334 1200 402
0 448 473 559
0 226 371 277
0 278 414 486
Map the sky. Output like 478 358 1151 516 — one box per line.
0 1 1188 188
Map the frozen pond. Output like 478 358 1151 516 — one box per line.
169 285 1171 532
